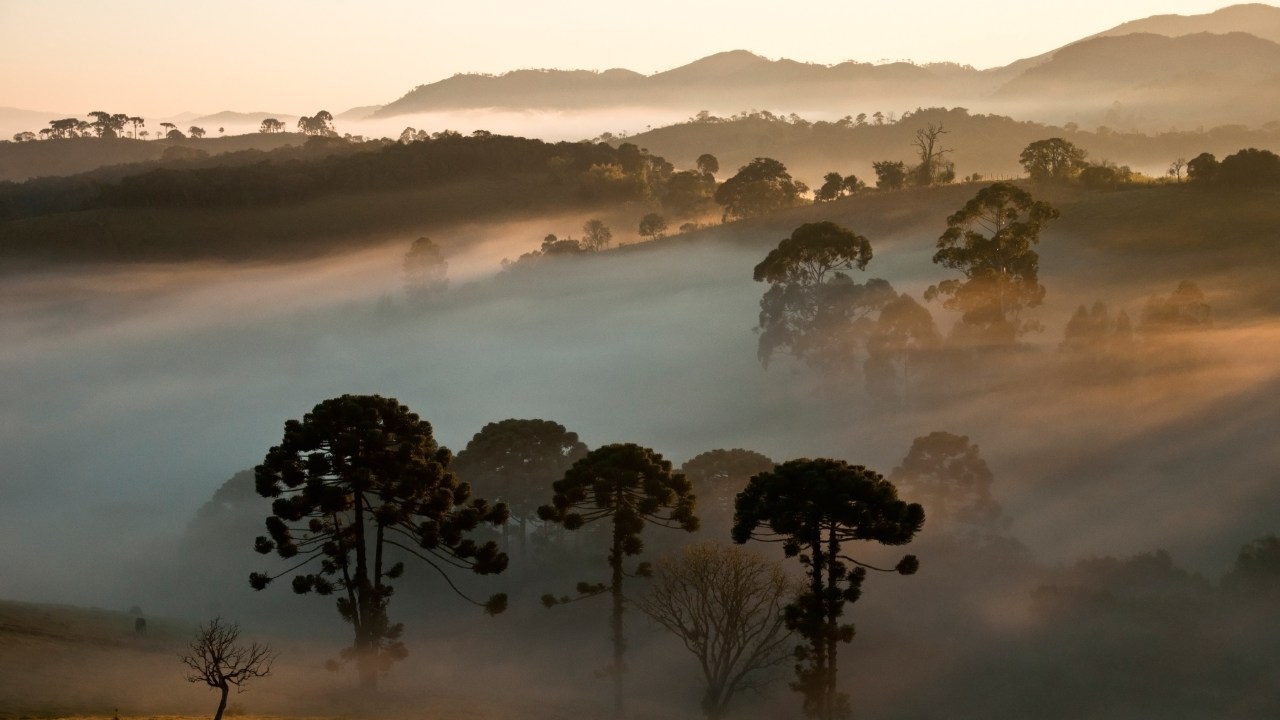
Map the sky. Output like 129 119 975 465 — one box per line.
0 0 1249 117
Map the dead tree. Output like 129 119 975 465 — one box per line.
180 617 275 720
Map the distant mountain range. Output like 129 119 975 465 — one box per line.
366 3 1280 130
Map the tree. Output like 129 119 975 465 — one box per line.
638 212 667 242
662 169 716 217
259 118 284 134
733 459 922 720
452 418 587 557
11 131 35 143
714 157 806 221
180 617 275 720
754 222 896 372
681 448 774 535
864 294 941 402
402 236 449 302
871 160 908 190
910 122 954 187
1019 138 1088 182
925 182 1060 344
250 394 509 693
696 153 720 177
1168 158 1187 182
815 172 845 202
637 542 795 720
189 126 207 139
582 218 613 251
1222 534 1280 597
1139 280 1211 333
1218 147 1280 187
1186 152 1218 184
298 110 335 136
538 443 698 719
889 432 1005 536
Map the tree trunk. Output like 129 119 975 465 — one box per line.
611 520 626 719
213 683 229 720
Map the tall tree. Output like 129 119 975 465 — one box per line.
714 157 806 221
180 617 275 720
733 459 922 720
539 443 698 719
259 118 284 134
250 394 508 693
402 236 449 302
910 122 954 187
637 542 794 720
864 293 941 402
452 418 587 557
925 182 1059 345
754 222 895 373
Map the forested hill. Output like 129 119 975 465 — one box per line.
0 133 683 262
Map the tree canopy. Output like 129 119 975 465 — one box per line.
890 432 1005 536
714 157 806 221
1019 138 1088 182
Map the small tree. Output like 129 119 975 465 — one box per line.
189 126 207 139
714 157 806 221
872 160 908 190
582 219 613 251
638 212 668 242
733 459 922 720
1019 138 1088 182
539 443 698 719
637 542 794 720
180 617 275 720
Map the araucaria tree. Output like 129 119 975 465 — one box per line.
250 394 509 693
637 542 794 720
754 222 896 373
538 443 699 719
180 617 275 720
733 459 923 720
925 182 1059 345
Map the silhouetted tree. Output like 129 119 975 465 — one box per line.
180 617 274 720
638 212 668 242
259 118 284 134
11 131 35 143
864 293 941 402
539 443 698 719
754 222 895 373
1139 280 1211 333
1218 147 1280 187
696 153 720 177
250 394 508 693
582 218 613 251
1168 158 1187 182
663 169 717 217
910 122 954 187
1186 152 1218 184
1078 161 1132 190
890 432 1005 536
402 236 449 302
871 160 908 190
189 126 207 139
1222 534 1280 597
1059 301 1135 383
714 157 806 221
1019 138 1088 182
452 418 587 557
925 182 1059 345
637 542 794 720
128 116 145 139
297 110 335 136
733 459 922 720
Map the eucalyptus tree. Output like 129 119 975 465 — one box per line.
925 182 1059 345
733 459 923 720
539 443 698 719
250 394 509 693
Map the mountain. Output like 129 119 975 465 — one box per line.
368 4 1280 131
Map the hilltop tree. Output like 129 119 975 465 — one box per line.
128 116 145 138
925 182 1059 345
538 443 698 719
1019 138 1088 182
638 212 667 242
259 118 285 134
189 126 207 139
180 617 275 720
733 459 923 720
582 218 613 251
714 157 806 221
754 222 895 373
696 153 720 177
250 394 509 693
1186 152 1219 184
910 122 954 187
890 432 1005 536
637 542 795 720
452 418 587 557
403 236 449 302
872 160 908 190
298 110 335 136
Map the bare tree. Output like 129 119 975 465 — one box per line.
637 542 795 720
180 617 275 720
911 122 953 187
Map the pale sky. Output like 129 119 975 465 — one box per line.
0 0 1250 116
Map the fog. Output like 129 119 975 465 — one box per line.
2 199 1278 717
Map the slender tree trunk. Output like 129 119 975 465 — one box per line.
826 528 840 720
809 535 828 720
213 682 229 720
611 514 626 719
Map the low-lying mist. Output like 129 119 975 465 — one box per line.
2 202 1277 718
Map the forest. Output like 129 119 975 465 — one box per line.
2 3 1279 720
